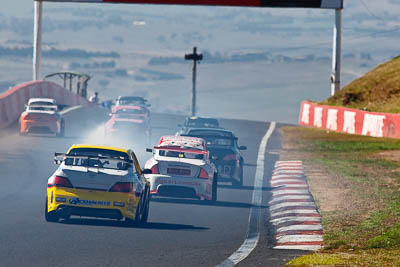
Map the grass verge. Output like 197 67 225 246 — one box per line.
281 126 400 266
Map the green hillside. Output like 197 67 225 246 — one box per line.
321 56 400 113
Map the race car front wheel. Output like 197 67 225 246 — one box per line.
45 198 59 223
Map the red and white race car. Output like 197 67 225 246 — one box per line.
144 136 218 202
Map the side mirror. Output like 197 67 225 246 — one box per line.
54 158 62 165
239 146 247 151
235 137 239 141
146 148 153 153
142 169 152 174
211 155 218 160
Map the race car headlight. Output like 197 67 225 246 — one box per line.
55 197 66 202
113 201 125 207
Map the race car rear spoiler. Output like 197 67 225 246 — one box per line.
147 147 209 155
180 134 238 140
54 152 134 165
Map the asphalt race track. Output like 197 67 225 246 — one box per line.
0 108 307 266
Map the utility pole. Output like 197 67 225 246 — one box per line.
185 47 203 116
331 8 342 96
33 0 43 80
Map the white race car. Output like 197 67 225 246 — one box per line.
145 136 218 202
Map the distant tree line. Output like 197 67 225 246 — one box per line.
0 45 120 59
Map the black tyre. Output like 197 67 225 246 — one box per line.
134 188 149 224
232 163 243 187
211 173 218 202
56 119 65 137
140 189 150 223
45 198 59 223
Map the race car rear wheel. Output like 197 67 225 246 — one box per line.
133 188 149 224
56 119 65 138
232 163 243 187
211 173 218 202
140 191 150 223
45 198 59 223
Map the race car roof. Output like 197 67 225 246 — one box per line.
67 144 130 155
158 135 206 151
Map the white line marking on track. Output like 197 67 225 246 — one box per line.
217 121 276 267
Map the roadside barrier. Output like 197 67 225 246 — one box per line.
299 101 400 138
0 80 90 129
269 161 323 251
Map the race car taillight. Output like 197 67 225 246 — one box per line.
110 182 133 193
223 154 237 161
48 176 73 188
151 164 159 174
20 114 29 121
199 168 209 179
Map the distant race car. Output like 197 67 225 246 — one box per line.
46 144 151 224
19 98 65 137
144 135 218 201
176 116 220 135
183 128 246 186
104 105 151 144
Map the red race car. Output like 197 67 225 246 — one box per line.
104 105 151 145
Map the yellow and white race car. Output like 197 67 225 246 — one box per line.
46 144 151 224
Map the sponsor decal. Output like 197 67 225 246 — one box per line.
68 198 111 206
158 179 200 186
113 201 125 207
55 197 66 202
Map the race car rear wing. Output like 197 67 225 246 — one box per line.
147 146 209 155
54 152 134 167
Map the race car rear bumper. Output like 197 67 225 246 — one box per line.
146 174 212 200
47 187 139 220
21 120 60 134
55 205 123 220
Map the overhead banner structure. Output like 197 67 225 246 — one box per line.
33 0 343 97
36 0 343 9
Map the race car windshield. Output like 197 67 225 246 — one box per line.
29 106 57 112
187 131 234 147
65 148 130 170
158 149 204 160
186 119 219 128
30 101 54 106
